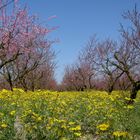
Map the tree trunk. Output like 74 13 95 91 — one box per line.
31 81 35 92
21 79 28 92
7 71 13 91
107 78 114 94
129 81 140 103
9 79 13 91
108 84 114 94
88 76 93 89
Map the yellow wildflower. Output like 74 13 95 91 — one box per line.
0 112 4 116
37 116 42 122
125 97 131 101
10 110 16 116
74 132 81 137
69 125 81 131
61 124 67 129
11 102 16 105
97 123 109 131
61 101 66 106
13 88 24 93
47 126 51 130
2 89 9 93
1 123 7 128
127 105 134 109
113 131 128 137
68 122 75 125
32 112 38 117
110 96 115 101
124 105 134 109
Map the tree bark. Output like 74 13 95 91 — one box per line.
108 84 114 94
9 79 13 91
131 82 140 98
129 81 140 103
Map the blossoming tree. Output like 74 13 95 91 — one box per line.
0 0 56 90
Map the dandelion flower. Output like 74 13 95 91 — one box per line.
10 110 16 116
97 123 109 131
1 123 7 128
113 131 128 137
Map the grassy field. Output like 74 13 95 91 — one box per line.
0 89 140 140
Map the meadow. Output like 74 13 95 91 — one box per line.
0 89 140 140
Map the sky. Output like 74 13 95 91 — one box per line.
19 0 140 83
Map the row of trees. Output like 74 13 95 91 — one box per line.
0 0 57 91
61 6 140 100
0 1 140 101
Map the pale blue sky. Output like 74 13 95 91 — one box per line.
20 0 140 83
